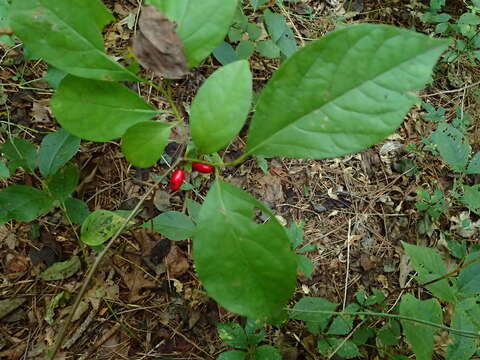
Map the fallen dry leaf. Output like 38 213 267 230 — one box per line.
165 245 189 278
133 5 188 79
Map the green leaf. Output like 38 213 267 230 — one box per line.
217 322 248 349
147 0 238 68
47 163 79 201
64 197 90 225
245 318 266 346
190 60 252 154
327 305 357 335
253 345 282 360
213 41 240 65
317 338 362 359
0 297 26 320
236 40 255 59
45 291 69 325
466 152 480 174
257 40 281 59
193 180 297 320
246 24 450 159
39 128 80 178
250 0 269 10
51 76 157 141
186 199 202 223
39 256 81 281
296 254 314 278
376 320 401 346
2 137 37 172
217 350 247 360
445 298 480 360
263 9 296 57
246 23 262 41
0 185 54 223
457 251 480 296
121 121 172 168
399 294 442 360
289 297 338 334
352 325 376 345
402 242 457 302
43 66 66 90
81 210 130 246
461 185 480 215
10 0 138 81
0 161 9 178
141 211 196 240
431 123 470 172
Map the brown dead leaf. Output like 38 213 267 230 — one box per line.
133 5 188 79
256 172 285 205
165 246 189 278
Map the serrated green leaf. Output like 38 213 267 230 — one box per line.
217 350 247 360
431 123 470 172
64 197 90 225
141 211 196 240
51 76 157 141
39 128 80 178
246 23 262 41
399 294 442 360
121 121 172 168
327 313 354 335
0 185 54 223
445 298 480 360
10 0 138 81
146 0 238 68
228 26 243 43
2 137 37 172
213 41 240 65
253 345 282 360
351 325 376 345
39 256 81 281
297 254 314 278
317 338 361 359
461 185 480 215
217 322 248 349
193 180 297 320
246 24 450 159
0 161 9 178
263 9 296 57
245 318 266 346
289 297 338 333
457 251 480 296
466 152 480 174
190 60 252 154
47 163 79 201
402 242 457 302
81 210 129 246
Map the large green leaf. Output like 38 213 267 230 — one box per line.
10 0 138 81
121 121 172 168
39 128 80 178
51 76 158 141
190 60 252 154
141 211 196 240
2 137 37 172
399 294 442 360
461 185 480 215
402 242 457 302
193 180 296 320
246 24 450 158
81 210 130 246
0 185 54 223
445 298 480 360
147 0 238 68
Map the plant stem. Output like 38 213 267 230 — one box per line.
287 309 480 339
47 157 182 359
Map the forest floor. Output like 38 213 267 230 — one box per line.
0 0 479 359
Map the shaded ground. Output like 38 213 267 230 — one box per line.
1 0 479 359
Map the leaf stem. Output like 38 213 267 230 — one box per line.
47 156 183 359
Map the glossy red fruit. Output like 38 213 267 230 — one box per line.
169 169 185 191
192 162 214 174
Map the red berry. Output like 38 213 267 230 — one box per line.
192 162 214 174
169 169 185 191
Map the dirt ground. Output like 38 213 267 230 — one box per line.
1 0 479 359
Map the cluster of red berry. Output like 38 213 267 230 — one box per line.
169 162 214 191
